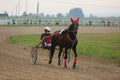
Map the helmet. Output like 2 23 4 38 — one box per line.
45 27 51 32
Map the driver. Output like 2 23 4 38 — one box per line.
41 27 52 48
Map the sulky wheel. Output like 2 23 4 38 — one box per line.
67 53 70 63
30 47 38 64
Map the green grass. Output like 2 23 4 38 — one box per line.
9 34 40 47
77 33 120 65
8 33 120 64
77 33 120 58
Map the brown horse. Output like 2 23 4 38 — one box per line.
49 17 80 68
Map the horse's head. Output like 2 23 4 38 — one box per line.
68 17 80 34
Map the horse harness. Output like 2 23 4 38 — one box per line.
61 29 77 48
66 30 77 48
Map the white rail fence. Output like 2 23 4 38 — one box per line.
0 18 120 26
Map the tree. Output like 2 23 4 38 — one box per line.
57 13 64 18
89 14 94 18
51 15 55 18
46 14 50 18
22 11 27 17
39 13 44 17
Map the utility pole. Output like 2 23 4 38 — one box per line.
18 0 20 17
26 0 28 14
36 1 40 24
25 0 28 24
16 4 17 18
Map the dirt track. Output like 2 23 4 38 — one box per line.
0 27 120 80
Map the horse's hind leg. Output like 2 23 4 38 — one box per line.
58 47 63 66
49 44 56 64
72 47 78 69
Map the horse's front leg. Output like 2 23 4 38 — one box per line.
58 47 63 66
64 48 68 68
72 47 78 69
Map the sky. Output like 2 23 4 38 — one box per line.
0 0 120 17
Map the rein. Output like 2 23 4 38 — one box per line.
67 31 77 48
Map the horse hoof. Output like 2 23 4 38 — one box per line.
72 64 76 69
64 65 67 68
72 66 75 69
58 63 61 66
49 61 52 64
